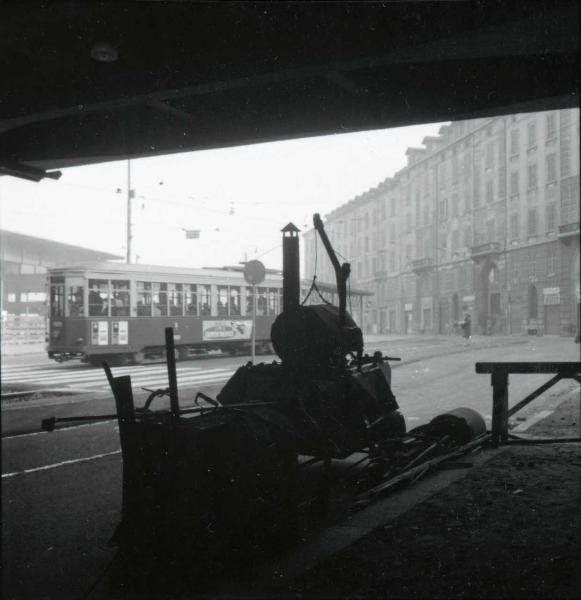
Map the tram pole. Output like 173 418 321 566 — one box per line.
126 160 132 264
251 284 256 364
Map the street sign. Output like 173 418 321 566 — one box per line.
243 260 266 285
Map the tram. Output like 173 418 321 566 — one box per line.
46 262 371 364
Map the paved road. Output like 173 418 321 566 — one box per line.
2 335 579 599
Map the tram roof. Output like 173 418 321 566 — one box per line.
47 261 373 296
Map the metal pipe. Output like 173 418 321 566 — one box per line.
282 223 300 312
313 213 349 326
165 327 180 420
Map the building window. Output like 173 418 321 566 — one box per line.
510 171 519 196
7 293 16 303
547 250 557 275
560 176 579 224
451 229 459 252
546 113 557 140
560 131 571 177
406 213 411 233
527 121 537 148
546 203 556 232
527 163 537 190
452 155 459 183
509 129 519 155
486 219 495 242
546 154 557 183
464 227 471 248
527 208 538 237
485 142 494 169
473 168 480 206
452 194 459 217
486 179 494 203
424 203 430 225
510 213 519 240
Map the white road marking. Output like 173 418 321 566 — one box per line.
2 450 121 479
511 409 554 432
2 420 113 440
1 365 232 390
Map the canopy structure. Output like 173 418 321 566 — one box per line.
0 2 578 177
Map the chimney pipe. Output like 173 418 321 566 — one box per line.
281 223 300 312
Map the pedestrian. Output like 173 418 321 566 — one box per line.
462 313 471 345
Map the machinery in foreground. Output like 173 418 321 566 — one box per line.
42 214 488 595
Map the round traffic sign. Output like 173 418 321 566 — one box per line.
243 260 266 285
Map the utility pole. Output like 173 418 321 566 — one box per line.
126 159 132 264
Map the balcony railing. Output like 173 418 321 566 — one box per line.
411 257 434 273
470 242 502 258
558 222 580 238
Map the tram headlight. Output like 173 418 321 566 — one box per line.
76 337 85 345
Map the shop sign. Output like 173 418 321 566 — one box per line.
543 287 560 305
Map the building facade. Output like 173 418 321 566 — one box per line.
303 109 580 336
1 230 122 346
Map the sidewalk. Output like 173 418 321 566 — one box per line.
266 387 581 599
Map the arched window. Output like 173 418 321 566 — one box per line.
528 284 538 319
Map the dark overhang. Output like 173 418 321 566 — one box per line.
0 2 578 174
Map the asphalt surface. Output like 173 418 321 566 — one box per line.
2 335 579 599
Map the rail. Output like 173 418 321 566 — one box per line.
475 362 581 447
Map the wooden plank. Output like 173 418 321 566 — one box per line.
475 361 580 374
491 370 509 447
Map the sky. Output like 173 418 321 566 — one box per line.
0 122 445 272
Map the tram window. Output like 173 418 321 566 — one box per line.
184 284 198 316
67 285 84 317
50 283 65 317
89 279 109 316
246 288 254 315
217 286 229 316
169 283 183 316
153 282 168 316
199 285 211 316
230 286 241 316
137 281 152 316
267 288 279 315
111 280 130 316
256 287 267 316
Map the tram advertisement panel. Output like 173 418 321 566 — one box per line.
202 320 253 341
91 321 109 345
